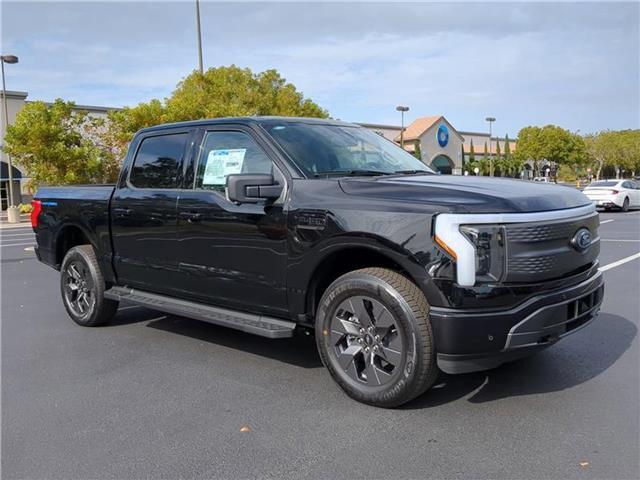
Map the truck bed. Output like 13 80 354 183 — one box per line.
34 185 116 275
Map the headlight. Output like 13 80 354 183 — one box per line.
434 215 507 286
459 225 506 283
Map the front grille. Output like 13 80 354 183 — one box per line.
507 222 579 242
505 212 599 282
508 255 556 274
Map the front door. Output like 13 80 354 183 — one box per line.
111 128 193 295
175 127 288 316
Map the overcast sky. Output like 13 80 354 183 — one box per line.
2 1 638 136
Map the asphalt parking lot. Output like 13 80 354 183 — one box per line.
2 210 639 479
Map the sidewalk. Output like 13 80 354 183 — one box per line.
0 213 31 229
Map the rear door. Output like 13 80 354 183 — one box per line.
111 128 194 294
625 181 640 206
174 125 289 316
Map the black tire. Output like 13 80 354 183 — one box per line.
60 245 118 326
621 197 630 212
315 267 438 407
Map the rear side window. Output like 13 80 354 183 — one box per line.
130 133 189 189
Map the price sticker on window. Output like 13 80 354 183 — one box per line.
202 149 246 185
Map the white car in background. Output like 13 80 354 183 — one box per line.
583 179 640 211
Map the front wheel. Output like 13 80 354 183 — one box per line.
315 268 438 407
60 245 118 326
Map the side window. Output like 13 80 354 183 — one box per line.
130 133 189 189
195 131 273 192
622 181 631 189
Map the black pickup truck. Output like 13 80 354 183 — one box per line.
32 117 603 407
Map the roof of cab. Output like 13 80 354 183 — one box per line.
137 116 355 134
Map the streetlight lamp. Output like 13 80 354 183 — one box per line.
1 54 19 223
485 116 496 176
396 105 409 150
195 0 204 74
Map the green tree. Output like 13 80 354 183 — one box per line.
4 99 117 191
164 66 328 121
468 139 475 163
466 142 489 176
586 130 640 179
514 125 586 176
103 65 329 165
616 130 640 177
480 142 490 175
103 99 167 164
495 140 502 176
413 140 422 160
501 134 522 177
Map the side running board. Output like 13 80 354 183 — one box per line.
104 286 296 339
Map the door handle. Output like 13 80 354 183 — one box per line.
114 208 132 216
179 211 203 223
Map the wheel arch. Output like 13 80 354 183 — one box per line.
54 223 95 267
299 240 432 322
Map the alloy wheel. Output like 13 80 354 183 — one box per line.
328 295 404 386
62 261 95 317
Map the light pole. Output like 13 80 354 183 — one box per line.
396 105 409 150
195 0 204 74
485 117 495 176
1 54 19 222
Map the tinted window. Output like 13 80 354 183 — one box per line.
130 133 189 189
195 131 273 192
588 181 619 187
263 123 434 177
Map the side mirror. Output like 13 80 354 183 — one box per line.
226 174 283 203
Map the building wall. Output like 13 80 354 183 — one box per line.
416 119 464 174
0 91 28 207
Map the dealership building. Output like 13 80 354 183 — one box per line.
357 116 518 176
2 90 520 209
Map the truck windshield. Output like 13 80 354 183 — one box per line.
263 123 435 177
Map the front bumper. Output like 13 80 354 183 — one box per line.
431 272 604 374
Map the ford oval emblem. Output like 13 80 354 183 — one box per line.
437 124 449 147
571 228 592 252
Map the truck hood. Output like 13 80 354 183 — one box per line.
339 175 591 214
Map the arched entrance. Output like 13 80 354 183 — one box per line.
430 154 454 175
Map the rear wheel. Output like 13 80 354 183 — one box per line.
620 197 630 212
60 245 118 326
315 268 438 407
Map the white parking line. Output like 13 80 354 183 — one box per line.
0 232 35 237
0 224 33 230
0 242 35 248
600 239 640 242
599 252 640 272
600 219 615 224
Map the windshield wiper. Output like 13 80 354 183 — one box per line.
393 169 433 175
314 169 393 177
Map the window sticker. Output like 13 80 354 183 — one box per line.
202 148 246 185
